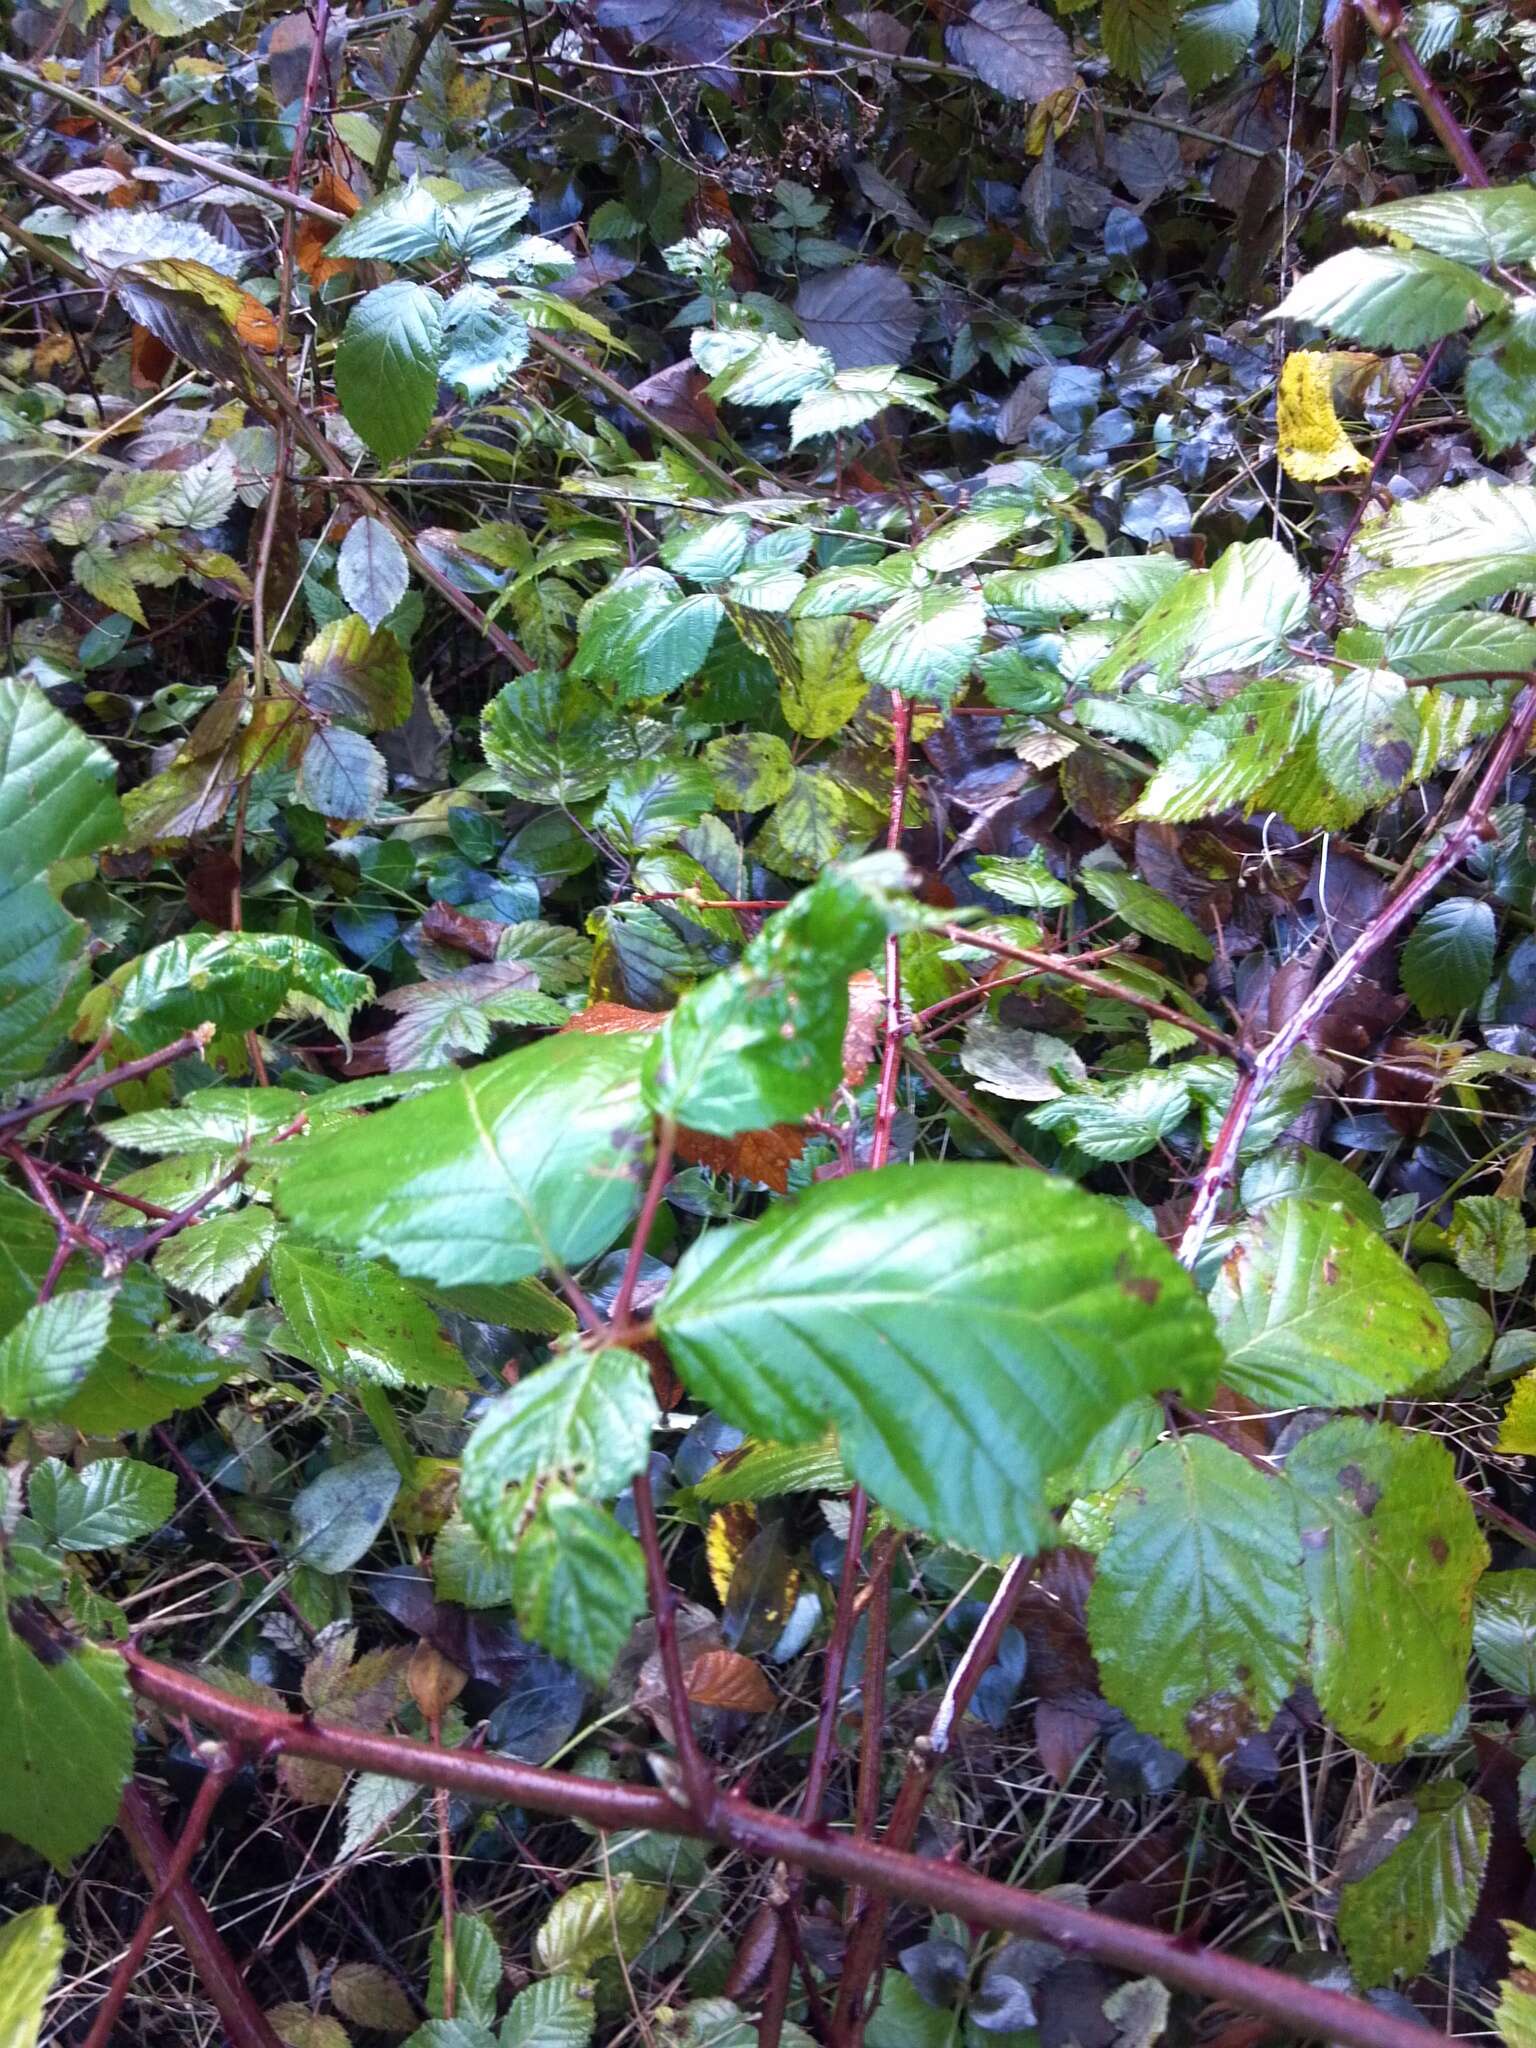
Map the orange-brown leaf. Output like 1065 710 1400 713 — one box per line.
675 1122 805 1195
297 166 362 286
562 1002 665 1035
685 1647 774 1713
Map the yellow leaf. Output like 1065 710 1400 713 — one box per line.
129 257 280 353
1277 350 1371 483
1500 1371 1536 1454
705 1504 756 1603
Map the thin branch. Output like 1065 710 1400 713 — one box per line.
373 0 457 185
632 1469 718 1822
1177 682 1536 1266
120 1651 1443 2048
900 1042 1045 1171
0 1026 214 1140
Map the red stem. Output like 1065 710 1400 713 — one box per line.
1354 0 1490 186
1178 683 1536 1265
632 1468 718 1821
116 1780 283 2048
0 1025 214 1139
119 1651 1441 2048
86 1752 242 2048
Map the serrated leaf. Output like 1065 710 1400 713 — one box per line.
1175 0 1256 88
326 181 446 264
298 728 388 821
656 1161 1222 1556
535 1876 664 1974
27 1455 175 1551
1273 247 1507 347
1088 1436 1305 1771
111 931 370 1052
1079 867 1212 959
514 1489 647 1680
570 568 722 701
482 669 632 804
1450 1194 1529 1293
300 615 412 730
277 1033 650 1289
984 554 1187 622
1287 1418 1486 1759
502 1977 597 2048
0 1904 65 2048
857 584 985 704
1315 667 1419 808
337 282 445 464
338 517 410 632
152 1205 277 1304
272 1241 473 1390
1210 1198 1447 1407
1097 537 1307 690
428 1911 502 2028
945 0 1075 99
441 283 531 401
1101 0 1176 79
1350 184 1536 266
0 1290 113 1420
1029 1069 1192 1161
462 1345 658 1543
1337 1784 1491 1988
1474 1570 1536 1695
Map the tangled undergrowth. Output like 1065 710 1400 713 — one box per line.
9 0 1536 2044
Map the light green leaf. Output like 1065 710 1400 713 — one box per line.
1287 1418 1486 1759
594 756 714 853
856 584 985 705
129 0 239 33
152 1204 277 1303
482 669 633 805
1088 1438 1304 1771
112 931 371 1052
1383 610 1536 683
912 506 1029 573
0 1904 65 2048
1210 1198 1447 1407
643 856 901 1136
535 1876 664 1975
1078 867 1212 959
656 1161 1223 1556
1314 667 1419 809
1450 1194 1530 1293
1096 537 1307 690
1273 247 1507 348
461 1345 658 1544
0 1290 113 1419
513 1489 648 1680
441 283 531 401
703 731 795 810
1402 898 1497 1017
336 282 446 464
1474 1570 1536 1695
501 1976 596 2048
1029 1069 1192 1161
276 1033 650 1289
569 568 722 701
1356 477 1536 568
1101 0 1176 79
430 1911 502 2028
1337 1784 1491 1988
983 553 1187 623
0 1543 133 1868
779 615 872 738
327 181 446 264
433 1513 519 1608
27 1455 176 1551
0 677 123 880
1350 185 1536 266
272 1241 473 1389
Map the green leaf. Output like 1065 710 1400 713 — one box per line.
1474 1570 1536 1695
1175 0 1256 89
300 615 413 729
692 1434 848 1502
152 1204 277 1304
434 1513 519 1608
288 1447 402 1573
327 181 446 264
1467 334 1536 455
1272 247 1507 348
272 1242 473 1389
502 1978 597 2048
1383 610 1536 683
856 584 986 706
1101 0 1176 80
1401 898 1497 1017
912 506 1029 573
1358 478 1536 569
27 1455 176 1551
656 1161 1223 1556
298 728 388 821
112 932 371 1052
1078 867 1212 960
1450 1194 1530 1293
1314 667 1419 809
482 669 632 804
1210 1198 1447 1407
643 856 900 1136
0 1904 65 2048
379 965 564 1069
973 854 1076 910
1350 184 1536 266
337 517 410 632
535 1876 664 1975
336 282 446 464
1286 1417 1486 1759
0 1290 113 1419
441 283 531 400
513 1489 648 1680
0 1543 133 1868
983 553 1187 623
1240 1142 1384 1228
594 756 714 853
570 568 722 701
276 1033 650 1289
0 677 123 879
1029 1068 1192 1162
1097 538 1307 691
461 1345 658 1544
1336 1784 1491 1988
703 731 795 810
960 1018 1085 1101
128 0 239 32
663 516 754 583
1088 1437 1304 1772
430 1911 502 2028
